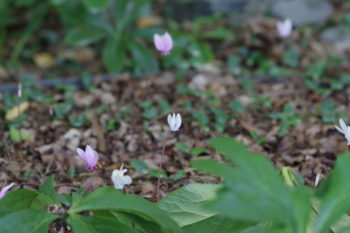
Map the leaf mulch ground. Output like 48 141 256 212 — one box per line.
0 71 348 203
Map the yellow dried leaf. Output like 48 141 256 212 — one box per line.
34 52 54 69
0 66 8 78
137 16 160 28
5 102 30 121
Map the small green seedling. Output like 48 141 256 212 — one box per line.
131 160 150 174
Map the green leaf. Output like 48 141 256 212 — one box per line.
209 137 255 162
182 215 253 233
130 160 149 174
50 0 67 5
157 184 221 227
114 0 150 32
158 99 171 114
192 111 209 130
329 212 350 233
313 153 350 233
175 142 190 153
128 41 159 74
0 189 49 210
70 186 182 233
0 209 58 233
209 106 228 132
241 227 292 233
82 0 109 11
67 214 138 233
229 100 244 113
190 148 208 156
150 169 167 179
9 127 29 142
39 176 61 205
192 137 312 233
172 170 186 181
337 226 350 233
65 27 106 46
69 113 87 128
158 183 254 233
321 100 336 123
110 211 168 233
113 0 129 22
102 38 126 73
201 27 235 41
142 107 158 120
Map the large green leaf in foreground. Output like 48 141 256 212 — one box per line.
313 153 350 233
70 186 182 233
158 183 255 233
0 209 58 233
191 137 312 233
157 183 221 227
0 189 53 212
67 214 139 233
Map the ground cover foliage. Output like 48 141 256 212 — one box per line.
1 0 350 232
3 137 350 233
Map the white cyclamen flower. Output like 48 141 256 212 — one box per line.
167 113 182 131
335 118 350 145
111 164 132 190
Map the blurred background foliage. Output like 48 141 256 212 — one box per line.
0 0 349 91
0 0 235 77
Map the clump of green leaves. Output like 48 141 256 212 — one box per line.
0 176 182 233
163 13 235 72
270 104 300 136
9 127 30 143
303 54 350 95
320 100 340 123
175 142 208 156
4 137 350 233
68 113 87 127
138 100 158 120
191 137 350 233
63 0 158 74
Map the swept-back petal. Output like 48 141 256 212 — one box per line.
153 34 163 51
0 183 14 199
175 113 182 129
76 148 86 159
339 119 347 131
167 114 173 127
335 125 343 133
122 175 132 185
163 32 173 51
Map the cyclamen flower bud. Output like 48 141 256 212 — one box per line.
276 19 292 38
0 183 14 200
76 145 99 170
111 164 132 190
153 32 173 55
167 113 182 131
17 83 22 98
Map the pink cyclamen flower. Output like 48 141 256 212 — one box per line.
0 183 15 200
153 32 173 55
77 145 99 170
276 19 292 38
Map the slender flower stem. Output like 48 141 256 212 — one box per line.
17 103 22 142
157 136 167 202
17 83 23 142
